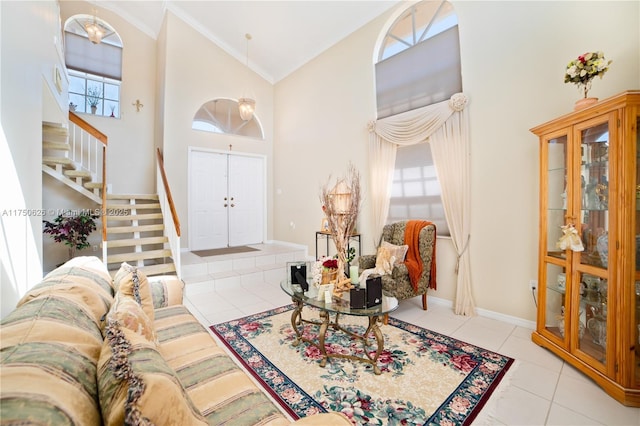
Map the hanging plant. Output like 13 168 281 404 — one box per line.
43 212 98 260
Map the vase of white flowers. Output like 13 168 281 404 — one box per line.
564 51 612 110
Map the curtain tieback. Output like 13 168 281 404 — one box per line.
448 93 468 112
455 234 470 274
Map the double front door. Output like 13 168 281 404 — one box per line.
189 149 265 250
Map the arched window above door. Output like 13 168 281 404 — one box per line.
192 98 264 140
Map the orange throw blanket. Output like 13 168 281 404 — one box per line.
403 220 436 292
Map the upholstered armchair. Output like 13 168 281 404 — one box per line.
358 221 436 310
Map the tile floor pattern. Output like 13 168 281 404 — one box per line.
181 243 640 426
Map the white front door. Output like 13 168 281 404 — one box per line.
189 149 265 250
189 151 228 250
228 155 264 246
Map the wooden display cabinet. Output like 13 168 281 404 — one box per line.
530 91 640 406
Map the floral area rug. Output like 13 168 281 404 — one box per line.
210 305 514 425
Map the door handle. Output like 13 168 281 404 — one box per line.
224 204 228 207
230 204 235 207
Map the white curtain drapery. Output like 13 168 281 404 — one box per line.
367 93 475 315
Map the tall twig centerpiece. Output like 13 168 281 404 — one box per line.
320 164 361 278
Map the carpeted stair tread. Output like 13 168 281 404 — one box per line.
105 213 163 221
104 236 168 248
64 170 92 179
105 203 161 211
42 156 76 169
43 141 71 151
107 193 159 201
107 249 172 264
109 262 176 278
107 224 164 234
83 182 103 189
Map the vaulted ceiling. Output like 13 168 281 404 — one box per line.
91 0 401 83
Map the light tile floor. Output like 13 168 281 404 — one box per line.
182 243 640 426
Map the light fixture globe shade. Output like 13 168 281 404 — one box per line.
85 22 105 44
238 98 256 121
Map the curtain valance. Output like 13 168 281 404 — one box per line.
367 93 475 315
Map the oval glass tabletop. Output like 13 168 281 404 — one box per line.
280 279 398 317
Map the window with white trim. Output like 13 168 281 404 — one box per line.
64 15 122 118
376 0 461 236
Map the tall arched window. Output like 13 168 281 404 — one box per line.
64 15 122 117
375 0 461 235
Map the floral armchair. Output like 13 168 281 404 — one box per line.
358 221 436 310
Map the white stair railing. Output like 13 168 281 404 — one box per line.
156 148 181 279
68 113 106 185
67 112 108 262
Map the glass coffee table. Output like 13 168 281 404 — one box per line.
280 279 398 374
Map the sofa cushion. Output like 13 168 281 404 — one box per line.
98 311 206 426
0 256 113 426
148 276 184 309
153 305 290 426
113 262 154 322
106 292 158 345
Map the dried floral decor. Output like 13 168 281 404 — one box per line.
319 164 361 278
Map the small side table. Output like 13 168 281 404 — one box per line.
315 232 361 260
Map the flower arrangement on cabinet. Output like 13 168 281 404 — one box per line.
564 51 612 98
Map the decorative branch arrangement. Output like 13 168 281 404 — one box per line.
320 163 361 277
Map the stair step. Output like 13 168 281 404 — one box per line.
84 182 103 189
107 249 173 264
105 203 161 211
43 141 70 151
105 236 168 248
42 156 76 169
107 194 159 201
107 224 165 234
42 124 69 138
64 170 92 179
106 213 163 221
108 262 176 278
136 263 177 277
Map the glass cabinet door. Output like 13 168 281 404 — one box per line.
575 120 610 370
543 134 569 341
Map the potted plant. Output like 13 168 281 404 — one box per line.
43 212 98 260
86 87 102 114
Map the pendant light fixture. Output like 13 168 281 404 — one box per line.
238 33 256 121
84 11 105 44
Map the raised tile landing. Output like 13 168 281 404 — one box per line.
181 242 308 297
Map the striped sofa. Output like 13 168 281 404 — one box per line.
0 256 349 425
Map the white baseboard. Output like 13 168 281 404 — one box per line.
427 295 536 330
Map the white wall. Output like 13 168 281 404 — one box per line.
274 1 639 321
160 12 275 249
1 0 64 317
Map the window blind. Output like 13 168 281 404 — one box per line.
64 32 122 81
375 26 461 119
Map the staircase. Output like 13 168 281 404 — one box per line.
41 114 180 278
42 123 102 203
104 194 176 277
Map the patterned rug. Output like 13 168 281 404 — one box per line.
211 305 514 425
